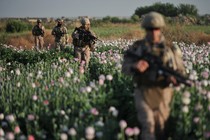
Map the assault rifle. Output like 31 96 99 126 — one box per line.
33 25 44 36
39 28 44 37
126 50 192 87
75 27 102 44
57 30 65 37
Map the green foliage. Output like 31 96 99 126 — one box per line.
0 42 209 139
96 45 122 53
0 45 135 139
197 15 210 26
102 16 112 23
0 33 8 44
92 24 138 38
134 2 198 17
6 20 31 33
0 45 73 67
131 14 140 22
111 17 121 23
101 16 134 24
89 19 104 27
177 4 198 16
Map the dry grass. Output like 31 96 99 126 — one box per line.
122 30 144 39
43 30 55 48
5 30 55 49
163 24 210 45
3 23 210 49
7 34 33 49
186 32 210 44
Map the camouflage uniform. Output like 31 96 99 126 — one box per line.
52 19 69 51
71 17 96 69
32 19 45 50
122 12 186 140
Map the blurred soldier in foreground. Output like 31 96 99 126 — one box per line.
32 19 45 50
122 12 186 140
52 19 69 51
71 17 97 69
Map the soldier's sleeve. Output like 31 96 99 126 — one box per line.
41 26 45 36
122 45 137 75
172 44 186 75
64 27 69 43
51 27 55 35
63 27 68 34
71 29 79 39
71 31 75 38
42 26 45 32
32 26 35 35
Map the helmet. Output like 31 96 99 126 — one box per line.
80 17 90 25
141 12 165 29
57 18 63 23
37 19 42 23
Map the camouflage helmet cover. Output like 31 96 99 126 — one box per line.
57 18 63 23
37 19 42 23
141 12 165 29
80 17 90 25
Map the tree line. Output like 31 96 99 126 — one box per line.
134 2 198 17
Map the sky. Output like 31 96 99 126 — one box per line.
0 0 210 18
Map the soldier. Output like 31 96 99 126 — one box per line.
51 19 69 51
122 12 186 140
71 17 96 69
32 19 45 50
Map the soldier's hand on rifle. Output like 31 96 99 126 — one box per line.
135 60 149 73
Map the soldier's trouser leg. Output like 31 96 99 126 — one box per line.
160 88 173 121
74 48 82 63
38 36 44 50
84 47 90 69
55 42 61 51
60 43 65 51
156 88 173 139
34 37 39 50
54 42 58 51
134 88 156 140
